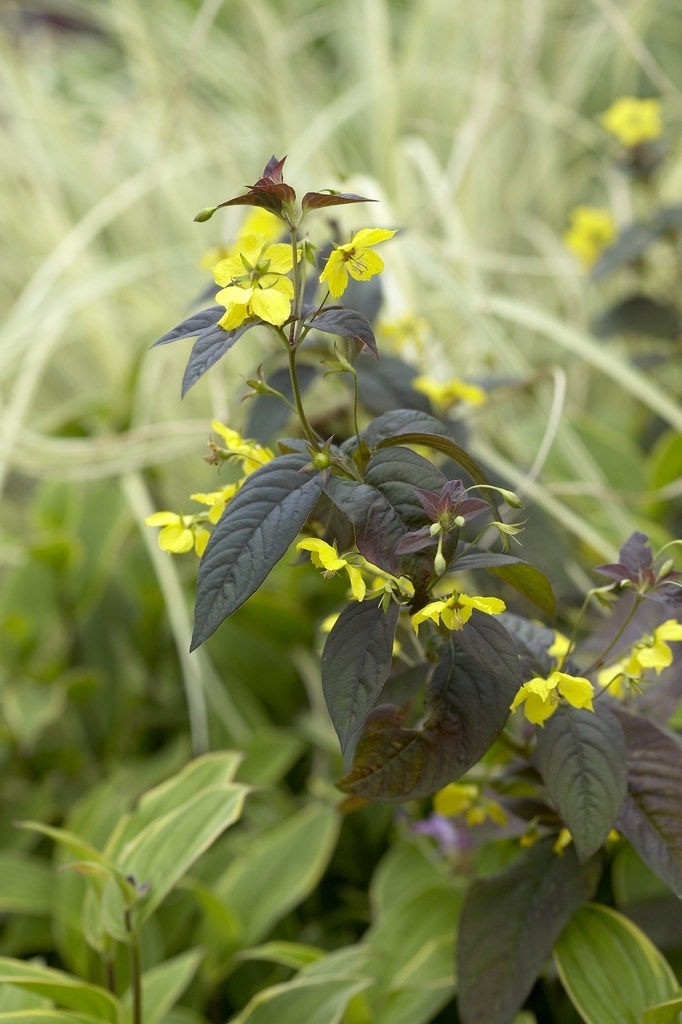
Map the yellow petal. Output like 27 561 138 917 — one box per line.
350 228 396 247
145 511 180 526
554 672 594 711
158 523 195 554
319 251 348 298
250 286 292 326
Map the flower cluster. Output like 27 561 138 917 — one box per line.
598 619 682 696
563 206 616 268
601 96 663 148
510 670 594 726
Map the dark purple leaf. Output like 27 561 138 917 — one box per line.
191 454 324 649
455 611 523 685
305 307 378 358
152 306 223 347
301 191 375 214
536 705 627 863
324 476 407 575
181 321 259 397
457 840 601 1024
321 600 400 752
613 708 682 895
339 638 519 801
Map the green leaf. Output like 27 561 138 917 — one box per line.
340 637 519 801
192 453 325 648
641 995 682 1024
553 904 678 1024
0 1014 111 1024
322 600 400 753
0 958 121 1023
613 709 682 895
100 783 248 940
0 853 53 915
228 976 371 1024
592 295 682 340
305 307 378 357
16 824 121 882
234 942 324 970
123 949 203 1024
107 752 244 852
457 840 600 1024
215 802 341 948
487 561 556 619
536 705 627 862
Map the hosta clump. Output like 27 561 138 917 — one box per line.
148 156 682 1024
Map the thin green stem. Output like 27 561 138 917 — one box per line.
125 909 142 1024
583 592 645 678
288 346 318 444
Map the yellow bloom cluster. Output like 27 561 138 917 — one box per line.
145 425 273 555
411 593 506 633
510 670 594 726
412 375 486 411
601 96 663 148
563 206 616 268
434 782 507 827
598 619 682 697
211 234 300 331
296 539 414 605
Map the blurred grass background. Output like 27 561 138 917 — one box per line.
1 0 681 760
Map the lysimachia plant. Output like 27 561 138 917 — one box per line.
147 156 682 1024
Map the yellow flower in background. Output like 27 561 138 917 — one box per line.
434 783 479 817
378 314 430 356
434 783 507 827
210 422 274 475
510 670 594 726
601 96 663 147
296 539 367 601
563 206 616 268
412 593 506 633
320 228 396 298
212 234 299 330
548 631 571 667
412 375 487 410
144 512 210 556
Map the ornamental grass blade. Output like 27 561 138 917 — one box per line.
192 454 325 649
612 708 682 895
340 638 518 801
536 705 627 863
457 839 601 1024
321 600 400 753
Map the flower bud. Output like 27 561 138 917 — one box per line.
194 206 217 223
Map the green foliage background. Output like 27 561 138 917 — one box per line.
1 2 681 1022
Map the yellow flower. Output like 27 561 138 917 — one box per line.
412 375 486 411
144 512 210 556
553 828 573 855
510 670 594 726
634 619 682 672
320 228 396 298
190 484 241 523
548 631 571 668
296 539 367 601
563 206 616 268
412 593 505 633
601 96 663 147
600 619 682 692
210 422 274 475
212 234 299 331
434 783 479 817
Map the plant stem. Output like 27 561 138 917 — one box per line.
125 909 143 1024
288 346 318 444
584 592 644 678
